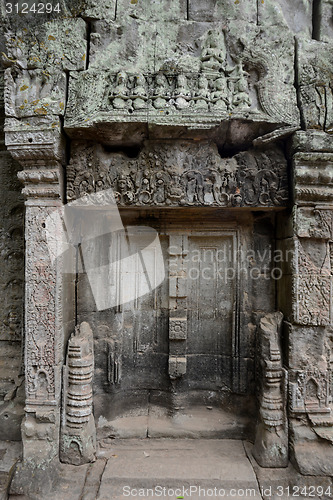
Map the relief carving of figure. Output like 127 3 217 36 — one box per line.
233 76 251 110
153 172 169 204
153 73 169 109
111 72 129 110
175 74 191 110
201 31 226 73
211 77 229 111
115 175 134 204
194 75 210 110
131 74 148 110
182 171 204 204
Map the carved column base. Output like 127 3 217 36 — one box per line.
22 408 59 466
253 423 288 468
60 413 96 465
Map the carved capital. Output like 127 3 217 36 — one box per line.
4 118 65 199
293 152 333 206
5 118 65 165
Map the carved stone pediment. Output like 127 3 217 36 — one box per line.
64 27 299 141
67 141 289 208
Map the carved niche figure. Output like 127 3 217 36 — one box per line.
253 311 288 468
175 74 191 110
201 30 226 73
131 74 148 110
194 75 210 110
211 77 229 111
182 170 204 204
153 73 169 109
111 72 129 110
233 72 252 109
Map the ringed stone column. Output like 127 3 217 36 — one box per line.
5 118 66 466
278 130 333 475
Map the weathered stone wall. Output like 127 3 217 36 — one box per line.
0 0 333 480
0 69 24 440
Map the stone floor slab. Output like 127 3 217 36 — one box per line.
97 439 262 500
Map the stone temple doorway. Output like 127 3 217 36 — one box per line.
78 208 275 441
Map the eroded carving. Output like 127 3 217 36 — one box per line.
295 239 332 326
290 369 330 414
253 312 288 468
25 207 58 403
298 40 333 133
65 27 299 129
60 322 96 465
5 68 66 119
67 142 289 209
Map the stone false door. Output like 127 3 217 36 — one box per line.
5 120 68 466
168 230 239 393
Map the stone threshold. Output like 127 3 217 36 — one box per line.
6 439 333 500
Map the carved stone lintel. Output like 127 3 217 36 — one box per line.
253 311 288 468
60 322 96 465
67 142 289 209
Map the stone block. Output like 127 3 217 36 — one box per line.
188 0 257 23
169 277 187 297
5 68 67 120
90 19 156 72
291 130 333 154
294 274 331 326
116 0 187 21
289 368 330 415
277 274 293 321
245 441 333 500
284 323 327 370
168 356 187 379
293 152 333 205
319 0 333 41
290 419 333 476
250 272 276 313
258 0 312 36
276 211 295 240
276 237 296 276
295 208 333 239
70 0 117 20
4 19 87 71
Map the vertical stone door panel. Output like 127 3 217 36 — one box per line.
186 234 237 390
